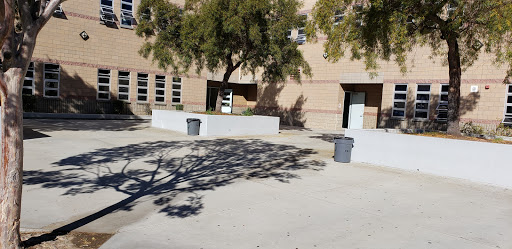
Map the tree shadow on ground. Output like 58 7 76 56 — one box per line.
309 133 344 143
22 138 325 247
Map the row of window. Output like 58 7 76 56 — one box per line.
392 83 511 123
96 69 182 104
289 4 364 45
23 63 182 104
392 83 440 120
100 0 133 27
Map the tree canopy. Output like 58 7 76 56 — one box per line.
307 0 512 134
136 0 312 83
307 0 512 77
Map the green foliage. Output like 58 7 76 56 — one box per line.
307 0 512 79
493 137 504 143
494 124 512 137
242 107 254 116
460 122 484 135
206 107 214 115
175 104 184 111
136 0 311 82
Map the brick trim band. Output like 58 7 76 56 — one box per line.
384 79 506 84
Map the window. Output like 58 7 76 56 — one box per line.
334 7 346 25
392 84 408 119
286 29 292 40
296 14 307 45
137 73 149 102
414 84 431 119
504 84 512 124
289 68 301 81
23 62 35 95
97 69 111 100
354 4 364 27
100 0 115 24
43 63 60 98
120 0 134 28
118 71 130 101
447 3 458 17
171 76 182 104
436 84 449 122
43 0 63 14
155 75 166 104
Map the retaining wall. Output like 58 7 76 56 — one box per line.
344 129 512 189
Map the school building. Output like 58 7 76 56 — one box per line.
25 0 512 131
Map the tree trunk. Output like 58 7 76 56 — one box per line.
446 36 462 136
0 68 25 249
215 70 232 113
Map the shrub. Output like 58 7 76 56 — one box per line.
206 107 213 115
460 122 484 136
175 104 184 111
242 107 254 116
494 124 512 137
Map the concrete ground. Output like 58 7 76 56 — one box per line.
21 119 512 249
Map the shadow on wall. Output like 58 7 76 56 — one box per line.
378 92 481 131
22 138 326 247
23 63 133 115
254 82 308 127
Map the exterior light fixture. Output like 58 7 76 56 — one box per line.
472 40 483 50
80 31 89 41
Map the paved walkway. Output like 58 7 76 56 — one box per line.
21 119 512 248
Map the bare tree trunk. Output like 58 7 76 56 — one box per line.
0 68 25 249
446 36 462 136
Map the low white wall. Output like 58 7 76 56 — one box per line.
344 129 512 189
152 110 279 136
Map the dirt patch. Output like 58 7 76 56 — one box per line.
413 132 512 145
22 231 113 249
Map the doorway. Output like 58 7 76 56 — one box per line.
206 87 233 113
342 92 366 129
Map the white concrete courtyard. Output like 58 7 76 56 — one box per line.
21 119 512 249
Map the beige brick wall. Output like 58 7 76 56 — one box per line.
30 0 510 130
32 0 207 115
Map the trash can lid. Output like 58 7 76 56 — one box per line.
334 136 354 142
186 118 201 122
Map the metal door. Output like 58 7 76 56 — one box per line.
348 92 365 129
221 89 233 113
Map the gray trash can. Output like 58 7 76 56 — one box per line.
186 118 201 136
334 136 354 163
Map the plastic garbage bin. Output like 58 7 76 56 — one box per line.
186 118 201 136
334 136 354 163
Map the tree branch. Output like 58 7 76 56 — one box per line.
233 60 242 71
35 0 60 32
17 0 33 32
0 0 14 50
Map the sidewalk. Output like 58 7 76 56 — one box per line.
21 119 512 249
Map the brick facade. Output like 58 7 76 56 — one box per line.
28 0 511 132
